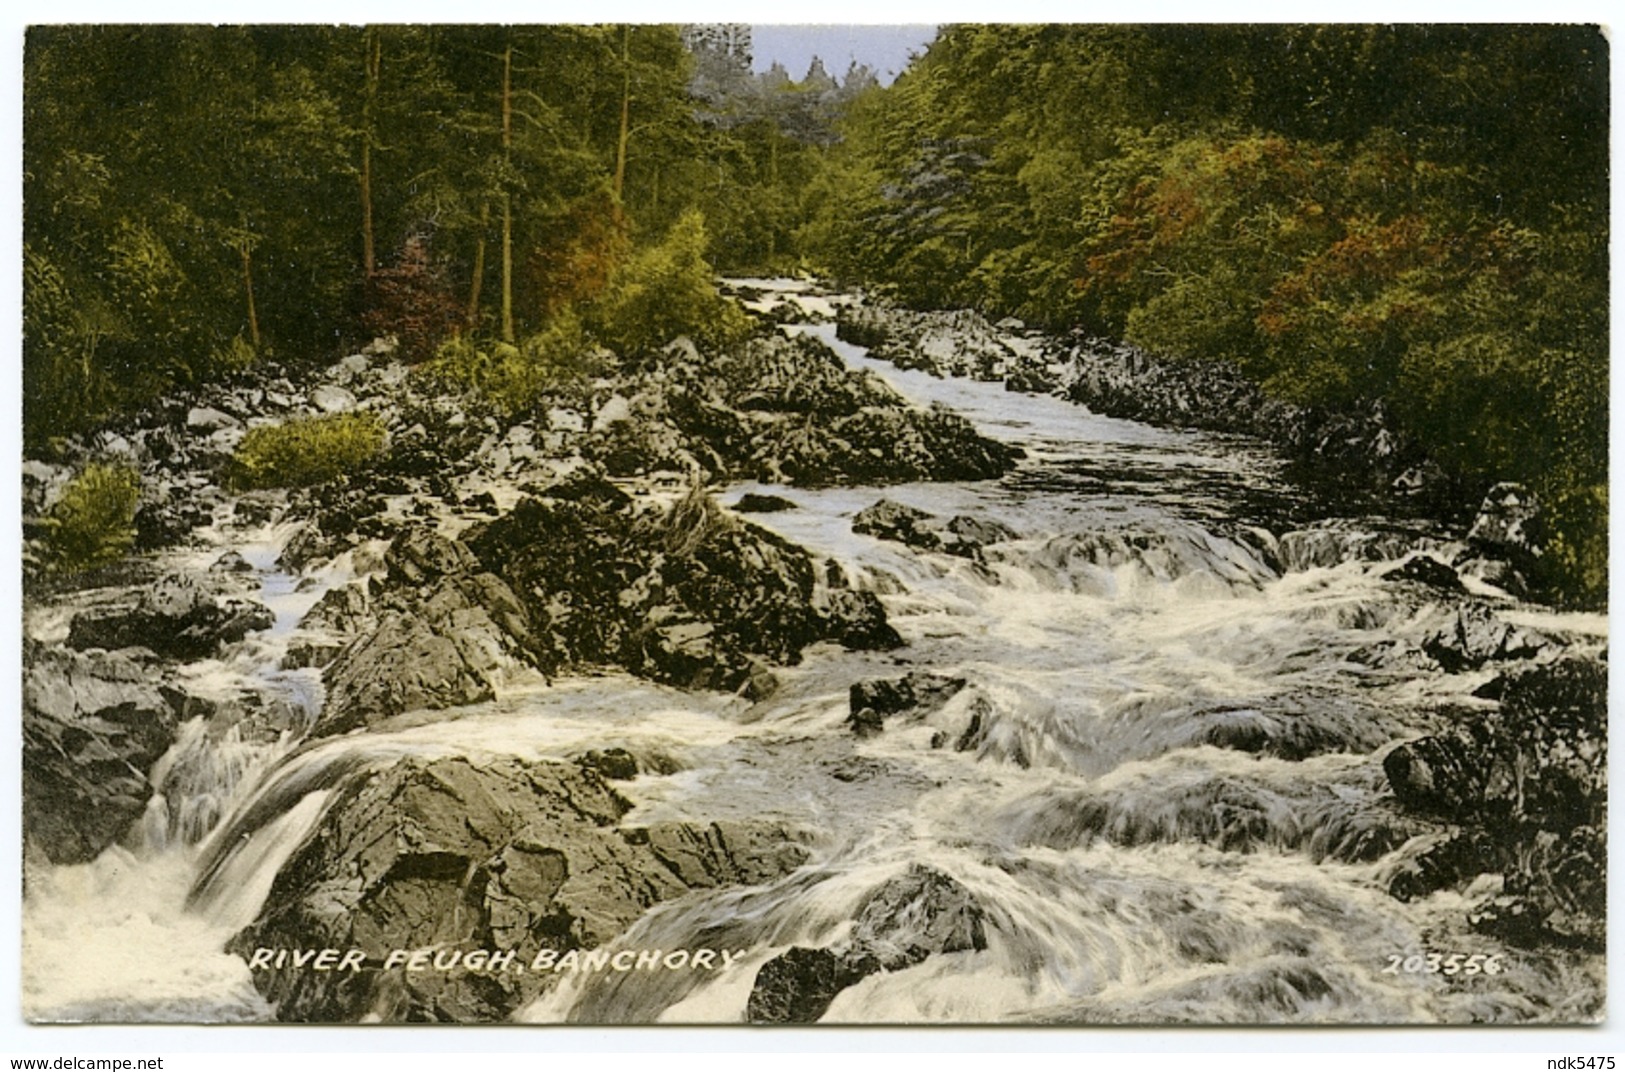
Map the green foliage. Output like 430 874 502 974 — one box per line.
211 334 261 373
1536 481 1609 608
22 25 828 448
24 243 119 451
41 463 140 572
229 412 386 489
802 24 1607 606
585 210 751 356
438 206 751 409
1124 264 1261 378
24 26 356 447
428 311 601 413
526 188 631 318
23 26 1608 606
684 42 880 271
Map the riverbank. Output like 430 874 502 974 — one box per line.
21 280 1607 1024
23 303 1017 865
832 298 1551 597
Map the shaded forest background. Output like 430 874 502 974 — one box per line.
22 24 1609 604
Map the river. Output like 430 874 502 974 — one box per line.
21 280 1606 1025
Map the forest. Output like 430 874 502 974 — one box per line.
22 24 1609 605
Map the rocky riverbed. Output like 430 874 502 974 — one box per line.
23 315 1008 862
21 279 1606 1025
835 300 1473 523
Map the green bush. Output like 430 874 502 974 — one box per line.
209 334 260 373
1535 479 1609 609
41 462 140 571
428 311 600 413
230 412 385 489
585 210 751 357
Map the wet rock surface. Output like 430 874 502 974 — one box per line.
1466 483 1543 564
1452 483 1544 598
1381 554 1465 593
1383 657 1606 949
22 642 181 864
852 499 1016 561
230 754 810 1022
733 492 797 513
464 475 901 697
838 305 1019 382
746 865 987 1023
67 571 274 660
1421 603 1548 672
584 332 1021 486
848 671 968 737
315 530 537 736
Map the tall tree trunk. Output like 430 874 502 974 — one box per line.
467 200 488 330
240 243 261 349
501 43 515 343
767 137 778 261
613 26 631 204
360 26 381 278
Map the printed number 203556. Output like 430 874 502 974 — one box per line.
1383 953 1504 976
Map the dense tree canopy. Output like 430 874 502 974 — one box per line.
799 25 1608 604
24 24 868 446
22 24 1609 603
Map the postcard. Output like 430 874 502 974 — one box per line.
18 22 1608 1026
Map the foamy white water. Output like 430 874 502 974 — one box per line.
22 280 1606 1025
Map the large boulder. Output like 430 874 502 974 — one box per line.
1003 350 1063 394
1380 554 1465 593
746 865 987 1023
836 305 1015 381
852 500 937 550
187 406 241 432
1383 658 1606 950
309 385 358 414
67 572 274 660
913 311 1017 381
1454 482 1544 597
1471 824 1606 950
297 587 365 642
250 460 884 696
22 643 181 864
283 581 373 671
133 482 224 551
733 493 797 514
230 755 810 1022
814 589 903 653
745 947 870 1025
1466 483 1543 562
315 529 535 736
589 332 1021 488
1421 603 1547 672
1383 722 1499 819
464 477 903 696
852 499 1016 561
847 671 968 737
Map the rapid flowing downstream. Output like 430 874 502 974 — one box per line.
22 281 1606 1025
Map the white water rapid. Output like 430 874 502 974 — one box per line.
22 280 1606 1025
